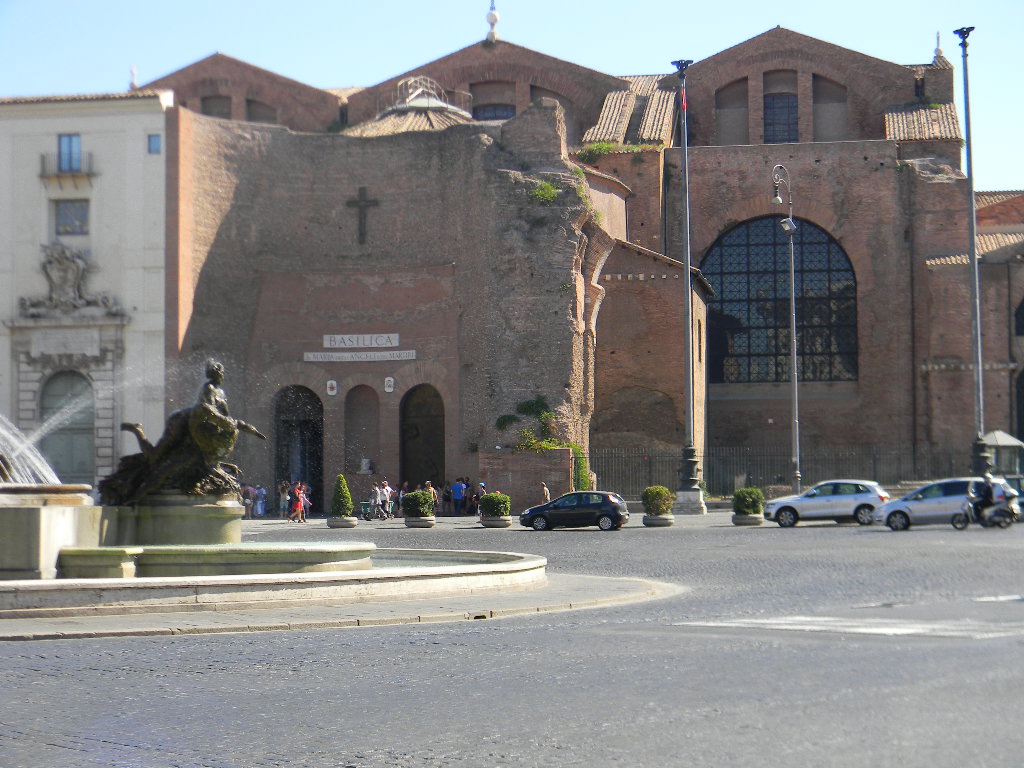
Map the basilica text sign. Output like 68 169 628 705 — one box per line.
323 334 399 348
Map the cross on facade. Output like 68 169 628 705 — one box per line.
346 186 379 245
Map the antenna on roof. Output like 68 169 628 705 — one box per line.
486 1 499 43
130 66 138 90
935 31 943 58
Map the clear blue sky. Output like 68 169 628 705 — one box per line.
0 0 1019 190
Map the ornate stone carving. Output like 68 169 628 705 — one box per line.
19 242 123 318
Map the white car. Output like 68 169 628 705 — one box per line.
764 480 890 527
871 477 1018 531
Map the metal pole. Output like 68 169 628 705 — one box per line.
772 165 801 493
673 58 700 494
954 26 989 474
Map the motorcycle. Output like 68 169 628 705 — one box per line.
951 497 1017 530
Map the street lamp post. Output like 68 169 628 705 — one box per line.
671 57 706 515
953 25 992 475
771 164 802 494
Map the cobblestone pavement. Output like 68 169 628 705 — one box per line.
3 513 1024 767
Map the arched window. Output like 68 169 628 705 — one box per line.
39 371 94 484
700 216 857 383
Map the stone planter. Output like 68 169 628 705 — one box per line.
404 515 436 528
731 512 764 526
326 516 359 529
480 515 513 528
642 513 675 527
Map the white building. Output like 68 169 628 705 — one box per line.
0 90 172 484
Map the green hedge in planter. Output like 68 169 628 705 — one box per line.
401 490 435 517
330 473 354 517
733 487 766 515
641 485 674 516
478 493 511 516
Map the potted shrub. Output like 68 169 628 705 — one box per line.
732 487 765 526
326 473 358 528
402 490 436 528
478 492 513 528
641 485 675 527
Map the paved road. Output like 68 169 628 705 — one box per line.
3 513 1023 767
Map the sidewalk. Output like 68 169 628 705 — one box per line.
0 573 684 642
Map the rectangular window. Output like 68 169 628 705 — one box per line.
55 200 89 235
147 134 161 154
57 134 81 172
764 94 798 144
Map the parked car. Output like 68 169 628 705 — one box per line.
871 477 1018 530
520 491 629 531
763 480 890 527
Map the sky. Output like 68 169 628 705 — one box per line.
0 0 1019 190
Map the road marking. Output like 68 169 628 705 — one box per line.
672 616 1024 639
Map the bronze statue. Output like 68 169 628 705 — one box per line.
99 360 266 505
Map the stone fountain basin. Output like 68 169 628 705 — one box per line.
0 548 548 619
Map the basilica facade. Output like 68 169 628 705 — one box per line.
2 26 1021 507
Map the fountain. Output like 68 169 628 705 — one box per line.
0 360 547 618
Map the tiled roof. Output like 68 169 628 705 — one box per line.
0 90 166 106
976 191 1024 209
636 88 675 144
581 90 636 144
925 234 1024 266
979 232 1024 255
905 54 954 73
325 87 363 103
342 104 472 137
621 75 665 98
885 102 960 142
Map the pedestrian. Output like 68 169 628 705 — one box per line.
287 480 305 522
380 479 394 517
452 477 467 515
300 482 311 519
541 482 550 504
278 481 289 518
442 481 453 516
397 481 410 517
241 483 254 519
425 480 440 515
254 484 267 516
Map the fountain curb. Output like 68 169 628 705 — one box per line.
0 575 685 641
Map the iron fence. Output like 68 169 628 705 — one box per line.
582 445 974 499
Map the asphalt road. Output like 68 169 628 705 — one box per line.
3 513 1023 767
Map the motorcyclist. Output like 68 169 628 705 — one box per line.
971 473 996 523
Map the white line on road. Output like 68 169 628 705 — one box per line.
672 616 1024 639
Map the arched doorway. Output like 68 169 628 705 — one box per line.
39 370 95 484
274 386 324 515
400 385 444 487
344 385 379 473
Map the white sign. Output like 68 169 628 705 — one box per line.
323 333 399 349
326 380 338 396
305 350 416 362
384 377 395 393
31 328 101 358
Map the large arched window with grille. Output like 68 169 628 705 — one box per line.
700 216 857 383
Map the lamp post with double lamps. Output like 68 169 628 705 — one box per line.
771 164 802 494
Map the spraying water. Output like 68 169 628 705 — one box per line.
0 412 61 484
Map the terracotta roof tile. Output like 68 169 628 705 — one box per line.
342 105 471 137
885 102 960 141
0 90 166 106
582 90 636 144
976 191 1024 209
636 89 675 144
622 75 666 98
979 232 1024 255
925 254 971 267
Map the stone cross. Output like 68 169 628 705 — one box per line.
346 186 379 245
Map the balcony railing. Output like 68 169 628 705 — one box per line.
39 152 96 178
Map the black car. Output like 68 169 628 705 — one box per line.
519 491 629 531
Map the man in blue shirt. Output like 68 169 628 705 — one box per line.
452 477 467 515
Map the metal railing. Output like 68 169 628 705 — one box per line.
581 445 974 499
40 152 95 177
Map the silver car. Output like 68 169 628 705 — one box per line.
763 480 890 527
872 477 1018 530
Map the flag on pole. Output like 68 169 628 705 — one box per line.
680 86 687 111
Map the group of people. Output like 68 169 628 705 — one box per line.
366 480 396 519
361 477 494 518
276 479 311 523
239 483 267 519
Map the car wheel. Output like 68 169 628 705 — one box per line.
951 512 969 530
597 514 615 531
854 505 874 525
996 514 1012 529
886 511 910 531
531 516 550 531
776 507 798 527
